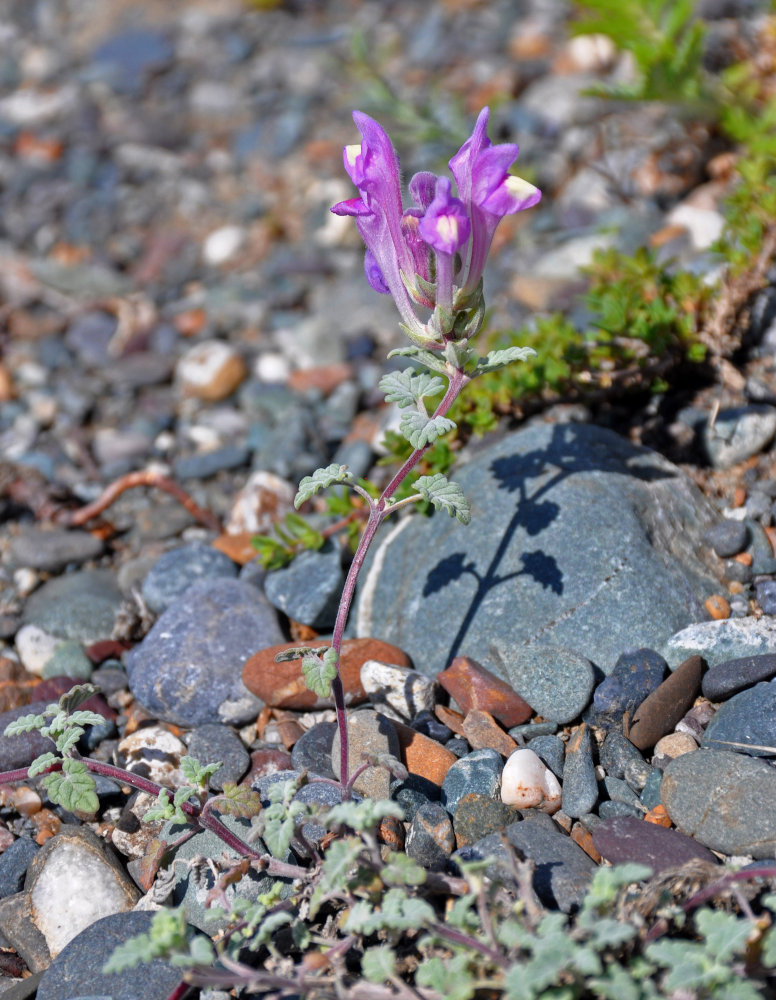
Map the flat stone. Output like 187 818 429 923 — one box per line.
40 641 92 681
663 749 776 858
702 654 776 701
702 406 776 469
140 542 238 615
601 775 642 810
561 725 598 818
26 825 139 957
360 660 437 721
34 910 184 999
441 748 503 816
290 721 337 780
589 648 666 724
661 619 776 670
186 723 250 790
501 645 595 724
527 734 565 778
702 680 776 756
242 637 409 710
355 423 718 680
8 527 103 572
701 520 750 559
462 709 518 756
453 792 521 848
599 731 646 780
331 710 399 800
592 815 717 874
22 570 122 644
126 578 277 727
0 837 38 899
458 812 595 912
405 802 455 870
174 443 251 480
264 542 344 631
392 720 459 786
627 656 703 751
0 701 59 771
436 656 532 727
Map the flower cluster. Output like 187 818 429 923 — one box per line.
331 107 541 352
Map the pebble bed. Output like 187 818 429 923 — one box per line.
1 0 776 996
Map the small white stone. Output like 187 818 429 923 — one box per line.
564 33 617 72
653 732 698 759
500 748 562 814
15 624 60 675
225 469 296 534
13 567 38 598
119 726 187 788
254 351 291 383
666 204 725 251
360 660 437 721
176 339 246 401
203 225 244 265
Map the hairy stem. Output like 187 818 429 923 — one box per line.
329 366 468 792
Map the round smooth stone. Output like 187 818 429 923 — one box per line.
500 748 561 814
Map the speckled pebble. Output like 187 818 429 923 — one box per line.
452 792 521 849
590 648 666 723
701 679 776 756
263 542 344 631
406 802 455 870
332 710 399 800
702 653 776 701
653 731 698 759
360 660 436 721
186 723 250 791
526 733 565 778
701 520 750 558
599 731 646 780
561 726 597 818
441 748 503 816
502 645 596 724
140 543 238 615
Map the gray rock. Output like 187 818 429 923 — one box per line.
527 734 565 779
593 815 717 874
747 520 776 574
440 748 502 816
186 723 250 791
126 578 280 727
589 648 667 723
0 838 38 900
331 710 398 800
34 911 182 1000
173 444 251 480
702 654 776 701
90 29 174 95
22 570 122 644
0 702 59 772
8 528 104 572
562 726 598 818
40 641 93 681
502 645 595 724
640 769 664 811
598 801 643 820
355 423 718 682
264 542 344 631
406 802 455 870
141 543 238 615
756 579 776 615
599 731 645 780
457 811 595 912
662 749 776 858
702 406 776 469
602 775 642 810
291 721 337 781
702 680 776 756
662 618 776 669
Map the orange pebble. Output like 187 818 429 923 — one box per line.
734 552 753 566
644 804 672 828
733 486 747 507
705 594 731 620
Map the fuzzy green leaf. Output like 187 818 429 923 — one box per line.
57 684 98 714
325 799 404 834
413 473 471 524
379 368 445 408
416 954 476 1000
4 713 47 737
318 836 366 894
143 788 176 823
474 345 536 375
28 752 60 777
54 728 81 755
42 758 98 814
399 411 456 449
215 782 263 818
301 647 338 698
387 346 449 375
381 851 427 887
294 464 352 508
362 945 397 984
103 907 188 973
262 800 305 859
180 755 222 789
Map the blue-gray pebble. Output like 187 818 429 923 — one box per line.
141 543 238 615
264 541 344 631
441 748 502 816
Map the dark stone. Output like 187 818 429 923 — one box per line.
602 775 642 809
639 769 665 811
91 29 174 95
527 734 565 778
562 725 597 818
186 723 250 790
755 579 776 615
627 656 703 751
410 710 453 743
141 543 238 615
499 645 595 724
598 800 643 820
8 527 104 573
440 748 503 816
0 702 57 771
291 721 337 781
406 802 455 870
264 541 344 631
599 731 645 780
452 792 521 848
0 837 38 899
126 578 279 727
663 749 776 857
593 815 718 874
702 654 776 701
173 444 251 480
702 679 776 756
701 520 750 559
590 648 667 724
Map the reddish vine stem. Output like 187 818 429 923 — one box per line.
61 469 222 532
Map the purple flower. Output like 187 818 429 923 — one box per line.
418 177 470 256
450 107 541 292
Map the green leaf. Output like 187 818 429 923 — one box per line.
301 646 339 698
695 908 752 963
387 346 449 375
274 645 318 662
413 473 471 524
143 788 176 823
42 758 98 814
215 782 263 818
417 955 476 1000
294 464 353 508
103 907 189 973
399 411 456 449
28 752 60 777
58 684 98 714
54 729 81 755
362 945 397 983
4 713 47 737
379 368 445 408
474 345 536 375
317 837 366 894
262 800 305 858
325 798 405 834
180 755 222 789
381 851 427 887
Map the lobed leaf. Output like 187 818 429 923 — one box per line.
379 368 445 408
362 945 397 983
54 729 81 755
294 464 352 508
387 346 449 375
4 713 47 737
58 684 98 715
301 647 339 698
180 755 222 789
399 411 456 450
474 345 536 376
215 782 263 818
42 758 98 815
413 473 471 524
28 752 60 777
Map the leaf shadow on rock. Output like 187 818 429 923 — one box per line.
422 422 675 667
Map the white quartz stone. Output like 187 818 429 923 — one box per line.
500 747 562 814
360 660 437 721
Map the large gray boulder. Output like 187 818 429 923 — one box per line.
353 422 720 688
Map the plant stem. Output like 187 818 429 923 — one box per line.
329 366 468 792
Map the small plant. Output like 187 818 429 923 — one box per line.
273 107 541 790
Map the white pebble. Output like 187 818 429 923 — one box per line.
360 660 437 721
15 623 60 675
254 351 291 383
501 747 562 814
225 470 296 534
119 726 187 788
203 225 244 265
